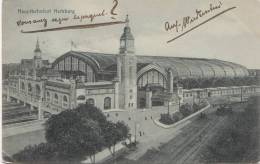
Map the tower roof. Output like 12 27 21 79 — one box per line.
34 38 41 53
120 15 134 40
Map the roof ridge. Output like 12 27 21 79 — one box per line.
71 50 117 56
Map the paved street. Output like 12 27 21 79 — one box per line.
106 104 196 160
3 100 245 162
105 102 247 164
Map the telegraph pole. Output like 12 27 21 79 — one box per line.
241 87 243 102
134 122 136 144
167 100 170 115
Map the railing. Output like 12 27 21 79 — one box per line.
41 102 64 114
8 89 41 106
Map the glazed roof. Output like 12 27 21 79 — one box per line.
52 51 249 78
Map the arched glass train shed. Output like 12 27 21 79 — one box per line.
52 51 249 85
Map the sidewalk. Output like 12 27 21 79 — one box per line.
81 136 135 164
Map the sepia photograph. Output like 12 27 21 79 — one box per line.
1 0 260 163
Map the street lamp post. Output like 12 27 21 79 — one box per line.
178 96 181 110
134 122 136 144
134 122 140 144
167 100 170 115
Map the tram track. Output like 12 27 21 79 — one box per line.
138 111 227 164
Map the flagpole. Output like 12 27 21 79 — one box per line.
70 40 72 51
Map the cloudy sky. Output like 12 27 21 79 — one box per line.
2 0 260 69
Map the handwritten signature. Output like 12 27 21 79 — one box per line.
165 1 236 43
165 1 223 33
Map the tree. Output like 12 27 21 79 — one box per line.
80 118 104 163
45 107 105 163
14 104 130 163
103 121 129 162
75 104 107 126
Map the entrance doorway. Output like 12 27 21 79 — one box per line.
149 84 165 107
139 98 146 108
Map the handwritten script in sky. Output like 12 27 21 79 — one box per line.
17 0 125 33
164 1 236 43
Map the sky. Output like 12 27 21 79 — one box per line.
2 0 260 69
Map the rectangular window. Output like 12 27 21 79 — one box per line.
72 57 78 71
65 57 71 71
86 64 93 82
59 60 64 71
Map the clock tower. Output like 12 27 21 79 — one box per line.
33 38 42 69
117 15 137 109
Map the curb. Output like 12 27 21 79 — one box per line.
153 103 210 129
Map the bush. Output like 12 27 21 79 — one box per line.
159 113 176 125
199 100 208 108
171 114 180 122
172 111 184 121
178 77 258 89
13 143 58 162
193 103 200 112
180 103 192 117
193 101 207 112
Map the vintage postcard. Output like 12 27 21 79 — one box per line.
2 0 260 163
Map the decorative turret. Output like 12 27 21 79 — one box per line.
33 38 42 69
120 15 135 54
34 38 42 59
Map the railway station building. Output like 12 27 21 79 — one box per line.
4 16 259 117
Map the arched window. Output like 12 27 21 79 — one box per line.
86 98 95 106
36 84 41 96
63 96 68 102
104 97 111 109
63 95 68 108
54 93 59 104
137 69 167 89
46 92 50 101
21 82 25 90
28 83 32 92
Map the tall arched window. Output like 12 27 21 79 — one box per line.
46 92 50 101
137 69 167 89
28 83 32 92
21 82 25 90
36 84 41 96
104 97 111 109
86 98 95 106
63 95 68 108
54 93 59 104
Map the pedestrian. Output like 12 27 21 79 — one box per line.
139 131 142 136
